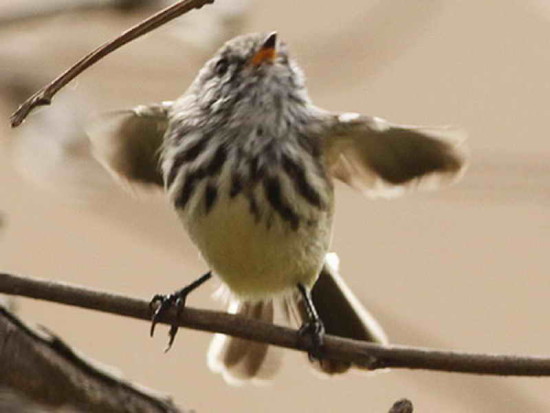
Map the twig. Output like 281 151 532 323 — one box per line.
1 272 550 377
9 0 214 128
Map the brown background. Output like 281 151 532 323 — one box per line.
1 0 550 411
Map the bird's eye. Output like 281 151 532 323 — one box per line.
214 58 229 76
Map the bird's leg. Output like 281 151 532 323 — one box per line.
149 271 212 351
297 283 325 361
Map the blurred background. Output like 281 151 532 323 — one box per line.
1 0 550 411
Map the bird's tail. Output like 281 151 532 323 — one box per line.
207 253 388 383
207 299 283 385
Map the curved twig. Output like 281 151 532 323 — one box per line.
9 0 214 128
1 272 550 376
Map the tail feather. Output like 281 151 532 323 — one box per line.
208 253 388 383
222 302 273 375
207 300 282 385
314 253 388 345
312 253 388 373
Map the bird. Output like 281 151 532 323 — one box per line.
87 31 467 384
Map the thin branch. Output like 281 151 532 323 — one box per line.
1 273 550 377
9 0 214 128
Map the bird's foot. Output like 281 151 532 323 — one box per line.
298 317 325 361
149 288 189 352
149 271 212 352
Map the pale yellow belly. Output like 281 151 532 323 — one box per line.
179 191 333 300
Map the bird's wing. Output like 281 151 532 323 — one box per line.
322 113 467 198
86 101 173 192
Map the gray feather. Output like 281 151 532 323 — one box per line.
207 300 282 384
222 302 273 377
86 102 173 191
324 113 467 198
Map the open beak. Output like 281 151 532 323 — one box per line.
251 32 278 66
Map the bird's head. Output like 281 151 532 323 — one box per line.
190 32 310 122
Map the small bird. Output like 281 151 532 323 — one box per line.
87 32 466 383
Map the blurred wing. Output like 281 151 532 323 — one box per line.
86 102 173 191
324 113 467 198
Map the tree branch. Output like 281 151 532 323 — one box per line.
1 272 550 377
9 0 214 128
0 306 184 412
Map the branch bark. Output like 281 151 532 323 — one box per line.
9 0 215 128
1 272 550 377
0 305 183 412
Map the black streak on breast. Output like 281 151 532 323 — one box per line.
263 176 300 230
281 153 324 209
167 133 212 187
204 183 218 214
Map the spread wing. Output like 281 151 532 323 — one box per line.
323 113 467 198
86 102 173 191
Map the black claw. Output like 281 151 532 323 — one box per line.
149 292 184 343
149 271 213 351
165 295 187 352
299 318 325 361
165 323 181 352
149 294 164 336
